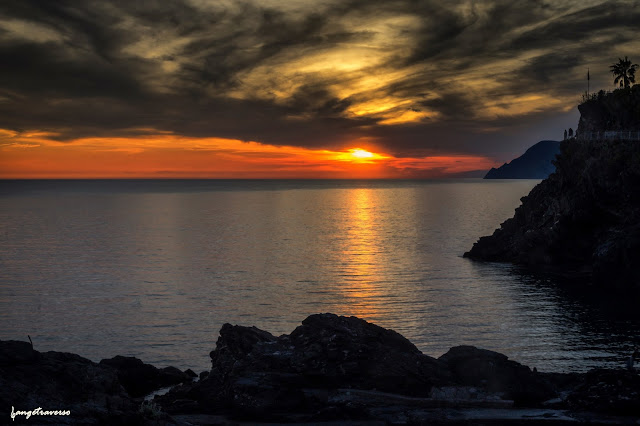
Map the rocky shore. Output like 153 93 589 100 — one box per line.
464 136 640 286
2 314 639 424
465 88 640 287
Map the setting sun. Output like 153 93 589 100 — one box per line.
330 148 391 164
350 148 374 159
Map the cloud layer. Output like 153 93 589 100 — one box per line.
1 0 638 160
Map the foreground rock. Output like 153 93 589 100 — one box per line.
3 314 640 424
566 368 640 415
155 314 640 423
100 355 193 398
0 341 195 424
438 345 554 405
0 340 143 424
197 313 453 418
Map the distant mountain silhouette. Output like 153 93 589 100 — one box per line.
484 140 561 179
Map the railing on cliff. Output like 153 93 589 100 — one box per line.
577 131 640 141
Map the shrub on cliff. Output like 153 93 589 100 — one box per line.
578 85 640 133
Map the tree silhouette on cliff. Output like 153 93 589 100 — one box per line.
610 56 639 89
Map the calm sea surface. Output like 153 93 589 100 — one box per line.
1 179 638 373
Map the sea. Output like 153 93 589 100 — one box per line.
1 179 638 373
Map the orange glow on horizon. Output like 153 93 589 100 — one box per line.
0 129 494 179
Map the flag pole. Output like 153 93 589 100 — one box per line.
587 67 590 97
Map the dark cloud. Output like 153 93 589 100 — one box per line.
286 84 353 117
403 3 475 64
0 0 638 160
0 39 148 98
419 92 478 121
510 3 640 52
1 1 129 61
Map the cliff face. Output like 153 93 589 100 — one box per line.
484 140 560 179
578 86 640 134
465 136 640 287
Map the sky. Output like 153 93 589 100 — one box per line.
1 0 639 178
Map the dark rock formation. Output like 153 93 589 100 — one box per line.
465 137 640 286
4 315 640 423
438 346 554 405
151 314 640 423
467 88 640 287
99 355 192 398
578 86 640 134
566 368 640 415
155 314 576 422
484 140 561 179
181 313 453 420
285 313 450 394
0 340 144 424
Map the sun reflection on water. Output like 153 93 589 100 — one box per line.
336 188 387 319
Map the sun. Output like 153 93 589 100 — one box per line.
332 147 390 164
350 148 374 159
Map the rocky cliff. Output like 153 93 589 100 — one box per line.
465 135 640 286
484 140 560 179
578 85 640 134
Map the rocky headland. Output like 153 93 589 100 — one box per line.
3 314 639 424
465 88 640 287
484 140 561 179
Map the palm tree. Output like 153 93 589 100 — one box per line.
610 56 639 88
